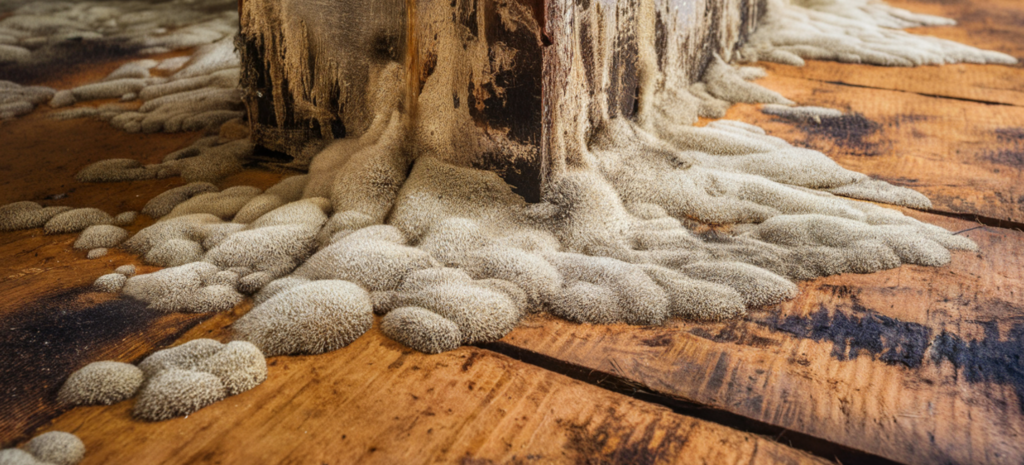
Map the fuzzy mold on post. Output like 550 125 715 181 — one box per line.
0 2 1015 454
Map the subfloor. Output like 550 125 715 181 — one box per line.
1 0 1022 463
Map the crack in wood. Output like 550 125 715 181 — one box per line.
817 78 1023 108
920 209 1024 233
478 340 901 465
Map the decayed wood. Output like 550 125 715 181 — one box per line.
0 98 825 465
762 0 1024 107
0 109 285 446
498 211 1024 465
720 74 1024 225
33 327 828 465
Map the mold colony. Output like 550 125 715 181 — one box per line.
0 0 240 121
0 0 1017 460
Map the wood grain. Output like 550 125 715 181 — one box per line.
3 0 1022 463
31 327 828 465
763 0 1024 106
499 212 1024 465
0 110 285 445
720 75 1024 224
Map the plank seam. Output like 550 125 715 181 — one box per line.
478 341 902 465
923 208 1024 233
810 78 1023 107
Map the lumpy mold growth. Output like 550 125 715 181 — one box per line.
738 0 1018 67
0 431 85 465
53 339 268 422
0 2 1015 457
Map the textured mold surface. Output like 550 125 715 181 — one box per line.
0 2 1013 456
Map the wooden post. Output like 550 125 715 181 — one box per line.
238 0 765 202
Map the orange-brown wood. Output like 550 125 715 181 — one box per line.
2 0 1023 463
762 0 1024 107
0 110 286 445
30 328 828 465
721 75 1024 224
498 212 1024 465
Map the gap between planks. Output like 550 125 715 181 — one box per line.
815 78 1022 108
477 341 899 465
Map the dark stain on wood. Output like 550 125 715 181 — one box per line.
782 112 883 157
466 0 545 202
0 287 211 446
562 407 688 464
932 318 1024 413
0 39 145 86
753 302 933 369
689 324 781 349
608 13 640 119
987 127 1024 168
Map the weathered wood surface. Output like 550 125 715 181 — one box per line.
0 75 827 465
723 74 1024 225
762 0 1024 107
3 0 1023 463
736 0 1024 224
35 326 827 465
0 108 285 445
498 212 1024 465
493 3 1024 462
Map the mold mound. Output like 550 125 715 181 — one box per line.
133 368 226 421
130 339 266 420
93 273 127 293
194 341 268 395
387 269 528 345
741 0 1018 67
0 202 73 231
23 431 85 465
58 361 143 405
0 448 41 465
44 208 113 234
293 238 439 291
233 280 373 356
74 225 129 249
122 262 242 313
142 182 219 218
381 306 462 354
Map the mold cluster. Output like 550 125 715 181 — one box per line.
739 0 1018 67
0 0 1017 453
52 39 243 134
0 432 84 465
58 339 267 421
0 0 239 119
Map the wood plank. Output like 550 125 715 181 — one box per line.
497 211 1024 465
0 111 286 445
762 0 1024 106
719 74 1024 224
27 326 828 465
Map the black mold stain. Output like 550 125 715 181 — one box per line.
987 149 1024 168
932 320 1024 413
761 307 932 368
739 286 1024 411
464 1 544 203
784 113 882 157
0 287 203 446
986 128 1024 168
561 406 690 464
689 325 779 349
369 31 403 62
754 300 932 369
0 39 145 85
994 128 1024 142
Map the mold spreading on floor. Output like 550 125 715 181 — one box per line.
0 0 1018 460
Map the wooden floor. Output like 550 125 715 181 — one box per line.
1 0 1022 463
